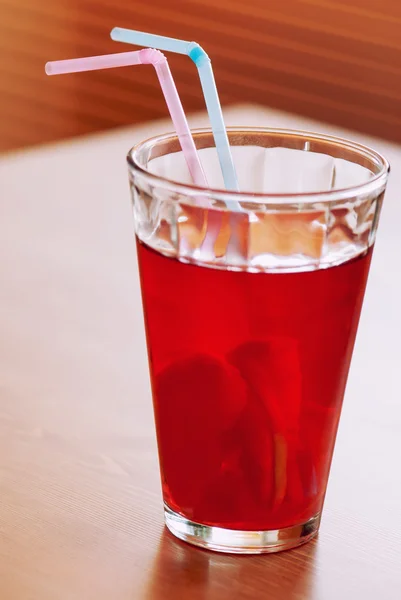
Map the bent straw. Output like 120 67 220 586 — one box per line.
110 28 240 193
45 49 207 187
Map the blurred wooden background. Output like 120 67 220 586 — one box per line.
1 0 401 152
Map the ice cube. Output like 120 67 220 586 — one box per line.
228 339 303 508
228 339 302 433
234 397 275 507
249 209 327 266
154 353 248 510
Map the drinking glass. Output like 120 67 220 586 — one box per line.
128 128 389 553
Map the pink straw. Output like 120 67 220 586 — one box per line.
45 49 207 187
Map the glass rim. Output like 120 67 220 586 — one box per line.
127 126 390 206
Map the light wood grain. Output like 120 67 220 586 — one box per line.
0 107 400 599
1 0 401 152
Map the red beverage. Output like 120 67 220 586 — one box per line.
137 239 372 531
129 126 388 552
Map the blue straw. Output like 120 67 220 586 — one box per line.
111 27 240 192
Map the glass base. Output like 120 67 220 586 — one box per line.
164 504 320 554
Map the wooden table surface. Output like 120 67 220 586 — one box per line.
1 106 400 600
